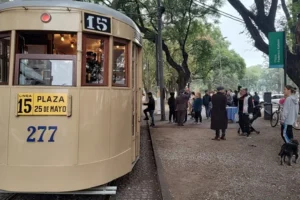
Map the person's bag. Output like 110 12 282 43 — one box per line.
234 113 239 122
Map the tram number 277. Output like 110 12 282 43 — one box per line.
27 126 57 143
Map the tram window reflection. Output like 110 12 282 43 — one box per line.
15 31 77 86
83 36 107 85
16 32 77 55
0 33 10 84
18 58 74 86
112 40 128 86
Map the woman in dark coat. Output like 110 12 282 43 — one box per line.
211 86 228 140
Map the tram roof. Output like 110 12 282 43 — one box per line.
0 0 141 33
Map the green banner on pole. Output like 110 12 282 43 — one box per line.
268 32 285 68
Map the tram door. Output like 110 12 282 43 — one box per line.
131 44 138 163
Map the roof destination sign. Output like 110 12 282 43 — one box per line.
17 93 72 116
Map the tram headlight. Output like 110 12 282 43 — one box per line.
41 13 51 23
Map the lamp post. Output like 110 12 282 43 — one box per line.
157 0 165 121
219 36 227 86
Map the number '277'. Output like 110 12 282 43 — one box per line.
27 126 58 143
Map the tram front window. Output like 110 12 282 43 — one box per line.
0 32 10 84
15 31 77 86
18 57 75 86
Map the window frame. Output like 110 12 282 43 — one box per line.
14 54 77 86
0 31 11 85
82 33 109 86
112 38 129 87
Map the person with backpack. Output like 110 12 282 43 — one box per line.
203 90 212 119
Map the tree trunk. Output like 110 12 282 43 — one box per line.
177 71 189 92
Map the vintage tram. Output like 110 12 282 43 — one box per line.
0 0 142 193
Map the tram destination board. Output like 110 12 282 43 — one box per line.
83 12 111 34
17 93 71 116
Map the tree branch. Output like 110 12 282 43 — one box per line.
228 0 268 54
254 0 265 17
281 0 291 21
268 0 278 24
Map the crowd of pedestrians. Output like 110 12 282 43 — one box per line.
143 85 299 143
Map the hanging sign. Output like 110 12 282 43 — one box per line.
268 32 285 68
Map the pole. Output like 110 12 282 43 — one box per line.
219 49 223 86
284 31 287 86
157 0 166 121
147 60 150 90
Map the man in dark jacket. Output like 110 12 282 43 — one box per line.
168 92 176 123
211 86 228 140
203 90 212 119
175 89 190 126
238 88 254 137
143 92 155 126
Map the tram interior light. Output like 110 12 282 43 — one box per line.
61 34 65 42
71 42 74 48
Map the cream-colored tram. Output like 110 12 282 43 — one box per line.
0 0 142 194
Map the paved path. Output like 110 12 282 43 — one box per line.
150 116 300 200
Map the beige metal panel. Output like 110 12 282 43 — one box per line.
112 19 134 41
0 149 131 192
109 89 132 157
0 9 81 31
76 32 82 87
8 88 79 166
78 88 110 164
0 87 10 165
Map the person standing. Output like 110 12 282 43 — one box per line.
143 92 155 127
280 85 299 143
211 87 228 140
203 90 212 119
226 90 233 106
175 89 190 126
168 92 176 123
253 92 260 106
193 92 203 124
238 88 254 137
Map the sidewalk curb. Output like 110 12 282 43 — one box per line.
147 123 173 200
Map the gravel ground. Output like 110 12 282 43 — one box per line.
114 125 162 200
151 118 300 200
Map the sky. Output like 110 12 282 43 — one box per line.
219 1 266 67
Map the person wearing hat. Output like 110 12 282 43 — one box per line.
211 86 228 140
143 92 155 126
238 87 254 137
175 88 191 126
86 51 102 83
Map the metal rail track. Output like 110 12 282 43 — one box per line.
1 194 17 200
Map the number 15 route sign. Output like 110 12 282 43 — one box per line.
268 32 285 68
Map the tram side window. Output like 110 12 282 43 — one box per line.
15 31 77 86
0 33 10 84
112 39 128 87
82 35 108 86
